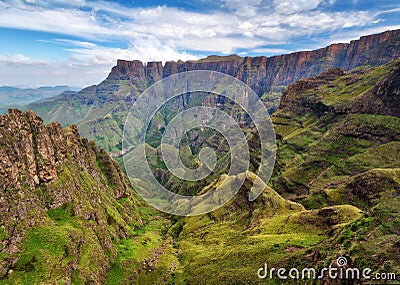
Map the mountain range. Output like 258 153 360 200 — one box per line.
26 29 400 157
0 86 75 114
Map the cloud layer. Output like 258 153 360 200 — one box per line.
0 0 398 86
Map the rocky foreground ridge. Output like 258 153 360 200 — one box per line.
0 109 141 284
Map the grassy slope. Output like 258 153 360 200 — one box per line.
272 60 400 200
268 60 400 278
174 60 400 283
0 156 141 284
177 173 362 284
105 206 183 285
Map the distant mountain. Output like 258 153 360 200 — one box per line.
109 28 400 96
0 86 76 114
26 29 400 157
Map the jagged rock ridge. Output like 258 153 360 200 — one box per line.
25 29 400 156
110 29 400 96
0 109 141 284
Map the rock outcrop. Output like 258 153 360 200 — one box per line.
0 109 141 284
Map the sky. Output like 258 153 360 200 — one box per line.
0 0 399 88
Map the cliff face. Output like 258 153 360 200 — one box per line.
108 29 400 96
344 30 400 69
0 109 141 284
25 29 400 155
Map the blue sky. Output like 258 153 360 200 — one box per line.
0 0 399 88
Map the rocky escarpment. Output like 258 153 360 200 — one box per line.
47 29 399 110
0 109 141 284
25 29 400 155
108 29 400 97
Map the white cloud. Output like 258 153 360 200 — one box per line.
283 11 372 30
0 6 119 40
0 54 50 66
222 0 262 17
64 40 200 65
0 1 380 55
273 0 323 14
37 39 98 49
249 47 293 54
0 0 397 87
